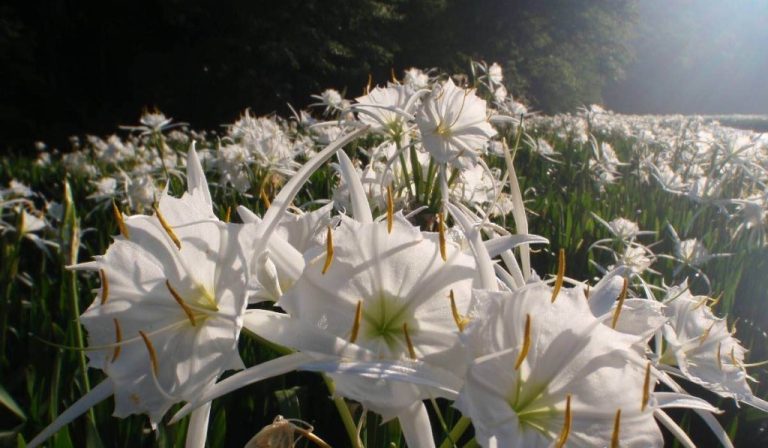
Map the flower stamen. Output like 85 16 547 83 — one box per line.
349 300 362 343
730 347 740 367
322 226 334 275
611 409 621 448
111 318 122 363
611 278 629 329
698 322 716 346
138 330 159 376
642 362 651 411
99 269 109 305
438 212 447 262
515 314 531 370
717 342 723 370
555 394 572 448
153 203 181 249
224 206 231 223
166 280 197 326
551 249 565 303
402 322 417 359
112 200 129 239
449 290 469 332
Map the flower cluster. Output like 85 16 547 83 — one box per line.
23 64 768 448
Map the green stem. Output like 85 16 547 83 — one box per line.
154 131 170 179
0 234 21 365
409 144 424 201
439 416 471 448
323 376 363 448
397 141 415 199
242 328 362 447
424 158 437 206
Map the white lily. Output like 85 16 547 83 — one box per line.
416 78 496 169
456 283 664 447
174 148 473 447
29 146 250 448
659 283 768 412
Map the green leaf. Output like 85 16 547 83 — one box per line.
0 383 26 421
274 386 302 419
209 407 226 447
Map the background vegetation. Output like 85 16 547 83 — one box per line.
0 0 636 151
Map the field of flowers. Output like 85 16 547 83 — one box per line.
1 62 767 447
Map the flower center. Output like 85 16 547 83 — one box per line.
360 293 416 357
508 374 556 436
434 121 452 138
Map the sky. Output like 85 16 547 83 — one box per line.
606 0 768 114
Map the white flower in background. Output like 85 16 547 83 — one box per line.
1 180 34 199
125 173 159 211
456 283 663 447
311 124 343 146
217 142 251 193
62 151 99 177
608 217 641 242
119 110 186 136
676 238 715 267
618 245 655 274
140 111 173 132
416 78 496 169
651 163 687 193
35 151 51 167
311 89 344 115
88 177 118 201
493 85 508 103
403 67 430 91
659 283 768 412
526 137 560 162
354 84 413 141
96 135 133 165
451 164 497 208
488 62 503 84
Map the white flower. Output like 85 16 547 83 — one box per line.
619 245 655 274
121 111 185 135
456 283 663 447
526 137 560 162
488 62 503 84
311 89 344 115
2 180 34 198
610 218 640 241
416 78 496 168
676 238 713 267
29 148 250 447
493 85 507 103
403 68 430 90
660 283 768 412
270 213 478 415
354 84 412 140
125 174 159 212
88 177 118 201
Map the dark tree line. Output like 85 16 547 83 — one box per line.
0 0 637 152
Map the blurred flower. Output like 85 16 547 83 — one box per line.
403 68 430 90
416 78 496 169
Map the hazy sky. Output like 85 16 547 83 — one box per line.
606 0 768 114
